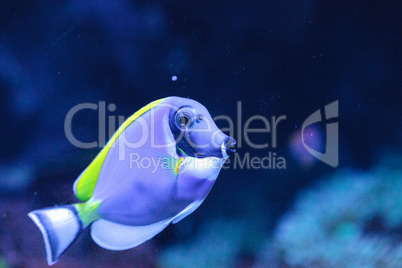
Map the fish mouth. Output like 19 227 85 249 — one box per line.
221 137 236 158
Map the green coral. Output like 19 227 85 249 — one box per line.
258 154 402 267
159 218 266 267
0 257 9 268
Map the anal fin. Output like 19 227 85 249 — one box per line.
90 199 205 250
172 199 204 224
91 218 171 250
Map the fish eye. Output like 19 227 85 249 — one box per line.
179 115 190 126
175 107 195 129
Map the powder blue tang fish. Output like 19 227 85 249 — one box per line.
28 96 236 265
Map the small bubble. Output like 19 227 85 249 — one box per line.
171 75 177 81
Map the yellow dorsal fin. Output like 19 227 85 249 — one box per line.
74 98 165 201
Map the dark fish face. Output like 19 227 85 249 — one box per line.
168 98 236 159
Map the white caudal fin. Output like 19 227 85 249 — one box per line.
28 205 84 265
91 218 171 250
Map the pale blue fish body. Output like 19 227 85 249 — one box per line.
28 96 236 265
92 98 219 225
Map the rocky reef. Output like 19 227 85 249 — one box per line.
257 154 402 267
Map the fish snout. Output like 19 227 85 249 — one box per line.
221 136 236 158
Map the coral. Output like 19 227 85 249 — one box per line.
257 155 402 267
159 217 266 267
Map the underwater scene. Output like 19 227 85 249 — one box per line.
1 1 401 267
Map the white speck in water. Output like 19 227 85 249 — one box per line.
171 75 177 81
